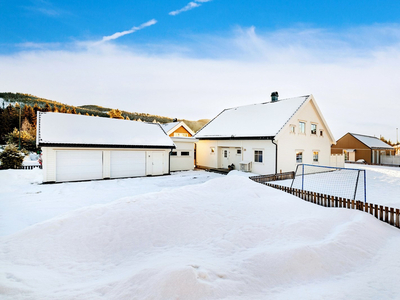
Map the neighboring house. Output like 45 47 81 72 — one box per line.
394 144 400 155
161 121 197 171
331 133 394 164
37 112 175 183
195 93 336 174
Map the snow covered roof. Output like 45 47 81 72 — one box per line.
195 96 309 139
350 133 394 149
37 112 175 148
160 122 180 133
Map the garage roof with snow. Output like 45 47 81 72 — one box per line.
195 96 308 139
350 133 394 150
37 112 175 148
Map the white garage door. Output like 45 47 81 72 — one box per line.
56 150 103 182
110 151 146 178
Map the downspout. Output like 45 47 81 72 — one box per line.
168 148 173 175
272 139 278 174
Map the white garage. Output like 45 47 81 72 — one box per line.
37 112 175 183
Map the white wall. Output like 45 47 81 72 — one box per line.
170 138 196 171
196 139 276 174
330 154 345 168
276 99 334 173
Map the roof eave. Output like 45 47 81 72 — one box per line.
38 143 176 149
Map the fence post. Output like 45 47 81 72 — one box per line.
396 209 400 228
390 208 394 226
379 206 384 221
369 203 373 215
364 203 369 213
375 204 379 219
385 207 389 223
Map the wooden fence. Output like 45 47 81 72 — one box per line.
259 182 400 229
250 172 295 184
21 165 42 170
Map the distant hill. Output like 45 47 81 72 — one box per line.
0 93 209 132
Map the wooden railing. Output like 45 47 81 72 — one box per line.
261 182 400 229
250 172 295 184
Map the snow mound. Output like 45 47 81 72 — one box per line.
1 176 400 299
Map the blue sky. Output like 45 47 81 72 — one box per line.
1 0 400 141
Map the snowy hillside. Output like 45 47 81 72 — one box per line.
1 168 400 299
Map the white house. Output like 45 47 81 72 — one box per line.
37 112 175 183
195 93 336 174
160 121 197 171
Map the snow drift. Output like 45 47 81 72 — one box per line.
1 175 400 299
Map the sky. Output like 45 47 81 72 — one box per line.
1 0 400 141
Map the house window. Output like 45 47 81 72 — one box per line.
313 151 319 162
296 151 303 163
290 125 295 133
299 122 305 134
181 151 190 156
254 150 263 163
210 147 215 154
171 151 177 156
320 130 323 137
311 124 317 135
174 132 189 137
237 149 242 155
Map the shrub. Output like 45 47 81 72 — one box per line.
0 144 25 169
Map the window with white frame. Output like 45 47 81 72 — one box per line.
296 151 303 163
181 151 190 156
299 122 305 134
311 124 317 135
173 132 189 137
254 150 263 163
237 149 242 155
313 151 319 162
223 150 228 158
320 130 324 137
290 125 295 133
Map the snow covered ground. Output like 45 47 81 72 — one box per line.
1 167 400 299
278 164 400 208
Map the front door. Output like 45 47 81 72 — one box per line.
220 148 230 169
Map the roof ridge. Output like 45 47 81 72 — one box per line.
223 95 310 112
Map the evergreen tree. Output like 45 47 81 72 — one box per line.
0 144 25 169
43 103 52 112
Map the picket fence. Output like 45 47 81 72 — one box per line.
249 178 400 229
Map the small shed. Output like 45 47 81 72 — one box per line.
331 133 394 164
37 112 175 183
161 121 197 171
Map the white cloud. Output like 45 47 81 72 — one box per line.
1 24 400 142
100 19 157 42
169 2 201 16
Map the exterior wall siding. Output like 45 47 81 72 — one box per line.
170 139 196 171
276 100 333 172
331 133 372 164
196 139 275 174
170 126 192 137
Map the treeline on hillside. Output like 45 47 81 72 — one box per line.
0 93 175 123
0 93 209 151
